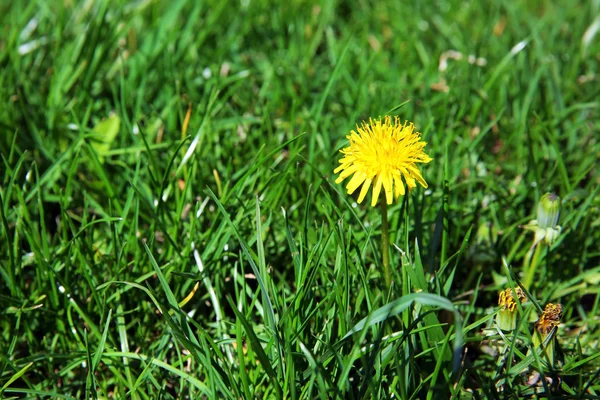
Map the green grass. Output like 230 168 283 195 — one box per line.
1 0 600 398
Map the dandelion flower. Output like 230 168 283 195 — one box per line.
334 116 432 207
496 287 527 331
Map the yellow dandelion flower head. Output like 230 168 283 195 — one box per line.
334 116 432 207
498 287 526 312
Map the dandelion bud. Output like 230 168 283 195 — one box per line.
524 193 562 247
537 193 561 229
496 287 526 331
532 303 563 366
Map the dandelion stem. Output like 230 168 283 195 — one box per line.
380 199 391 288
523 243 543 289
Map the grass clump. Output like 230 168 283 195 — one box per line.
1 0 600 398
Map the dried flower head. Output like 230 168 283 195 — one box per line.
334 116 432 207
535 303 563 335
532 303 563 366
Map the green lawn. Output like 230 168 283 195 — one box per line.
1 0 600 398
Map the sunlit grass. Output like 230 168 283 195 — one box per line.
1 0 600 398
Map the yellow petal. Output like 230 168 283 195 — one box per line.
335 164 360 183
382 171 393 205
405 175 416 190
420 154 433 163
407 165 428 188
333 157 355 174
349 132 364 144
357 178 372 204
393 172 405 198
371 174 383 207
346 172 366 195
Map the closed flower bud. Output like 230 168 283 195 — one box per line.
524 193 562 247
537 193 561 229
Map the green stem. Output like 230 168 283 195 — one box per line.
381 199 391 288
523 244 543 289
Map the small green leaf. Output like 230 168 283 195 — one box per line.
90 114 121 156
